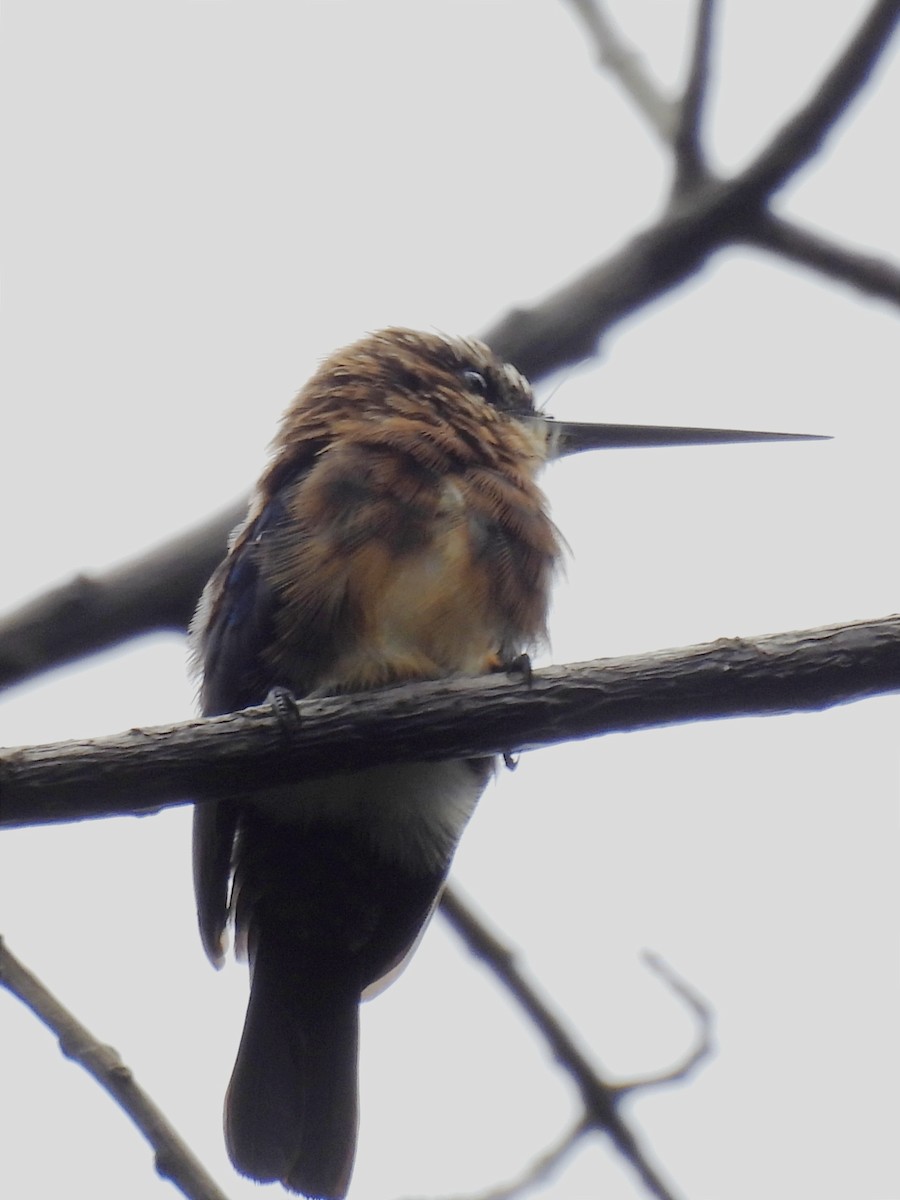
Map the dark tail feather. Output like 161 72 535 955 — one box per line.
225 936 360 1199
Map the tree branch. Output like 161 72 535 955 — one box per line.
490 0 899 375
671 0 717 192
482 173 756 378
2 613 899 829
1 6 896 703
747 211 900 304
0 937 231 1200
614 952 714 1097
419 1118 585 1200
735 0 900 204
440 889 683 1200
0 503 245 694
560 0 677 143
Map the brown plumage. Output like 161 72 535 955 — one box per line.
235 329 558 691
191 328 823 1197
191 329 562 1198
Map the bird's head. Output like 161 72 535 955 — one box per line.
264 327 826 490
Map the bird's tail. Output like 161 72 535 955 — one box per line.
225 932 360 1199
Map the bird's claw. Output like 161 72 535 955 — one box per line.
267 686 301 734
504 652 533 686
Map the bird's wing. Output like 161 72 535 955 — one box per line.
191 482 326 965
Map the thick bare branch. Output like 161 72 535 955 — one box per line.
0 937 231 1200
736 0 900 204
483 177 746 377
747 212 900 304
0 503 245 694
2 613 899 829
0 9 895 710
2 5 896 704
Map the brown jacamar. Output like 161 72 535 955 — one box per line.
191 328 821 1197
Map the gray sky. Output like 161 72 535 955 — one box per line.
2 3 898 1198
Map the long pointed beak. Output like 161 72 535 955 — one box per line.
541 419 830 460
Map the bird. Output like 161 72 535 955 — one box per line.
190 327 823 1198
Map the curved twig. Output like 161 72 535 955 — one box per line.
615 952 715 1096
440 889 682 1200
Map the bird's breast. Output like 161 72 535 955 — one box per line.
262 441 558 696
359 513 496 673
308 477 520 691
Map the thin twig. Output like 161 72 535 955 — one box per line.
615 952 715 1096
0 937 231 1200
671 0 717 192
747 212 900 306
440 888 683 1200
560 0 677 142
413 1119 587 1200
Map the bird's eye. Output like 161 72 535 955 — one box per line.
460 368 489 396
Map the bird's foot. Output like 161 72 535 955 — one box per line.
503 651 534 686
266 686 301 734
488 653 531 770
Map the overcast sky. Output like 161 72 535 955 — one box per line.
2 4 899 1199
